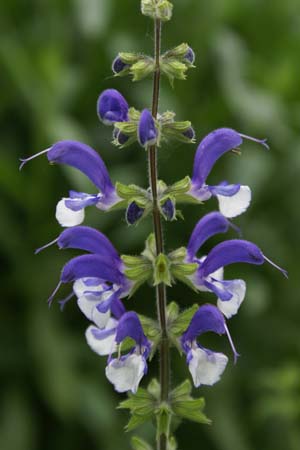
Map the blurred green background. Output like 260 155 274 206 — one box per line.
1 0 299 449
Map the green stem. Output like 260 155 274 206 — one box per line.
148 18 170 450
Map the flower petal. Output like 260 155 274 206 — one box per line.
217 279 246 318
47 140 115 198
57 226 120 260
97 89 129 125
78 296 110 328
199 240 264 278
192 128 242 187
85 319 118 356
105 354 146 393
215 185 252 218
115 311 148 348
187 212 233 260
61 254 124 285
188 347 228 387
138 109 157 147
56 199 85 227
182 304 226 344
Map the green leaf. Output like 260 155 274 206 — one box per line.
141 233 157 262
116 182 148 201
126 413 153 432
169 304 199 337
168 247 187 263
147 379 161 400
166 301 179 323
156 403 172 439
170 379 192 400
131 436 153 450
172 398 211 425
119 388 156 416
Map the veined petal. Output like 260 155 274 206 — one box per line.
138 109 157 148
213 185 252 218
216 279 246 318
56 199 85 227
61 254 124 285
188 348 228 387
85 319 118 356
57 226 120 260
97 89 129 125
105 353 146 393
192 128 242 187
187 212 233 260
200 240 264 278
47 140 115 197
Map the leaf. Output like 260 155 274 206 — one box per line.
131 436 153 450
169 304 199 337
125 413 153 432
170 379 192 400
172 398 211 425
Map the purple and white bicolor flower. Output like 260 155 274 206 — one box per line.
188 224 287 318
37 226 133 311
104 311 151 393
188 128 269 218
181 304 238 387
138 109 158 148
97 89 129 125
20 140 121 227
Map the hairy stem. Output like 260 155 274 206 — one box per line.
148 18 170 450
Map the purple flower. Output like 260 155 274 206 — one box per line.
188 230 287 317
104 312 151 393
138 109 158 148
20 140 121 227
188 128 269 218
97 89 129 125
161 198 176 221
41 226 133 311
181 304 238 387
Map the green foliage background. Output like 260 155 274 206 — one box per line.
1 1 299 449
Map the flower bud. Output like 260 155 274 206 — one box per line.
126 201 145 225
97 89 129 125
138 109 158 148
184 47 195 65
141 0 173 22
112 56 130 75
161 198 176 221
113 127 130 146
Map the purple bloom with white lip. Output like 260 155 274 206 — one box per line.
105 311 151 393
188 128 269 218
181 304 238 387
138 109 158 148
20 140 121 227
97 89 129 125
189 229 287 318
40 226 133 312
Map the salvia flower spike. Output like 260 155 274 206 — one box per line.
20 2 287 449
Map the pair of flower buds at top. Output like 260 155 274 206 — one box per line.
112 42 195 86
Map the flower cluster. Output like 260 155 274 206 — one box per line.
20 87 286 392
20 2 287 446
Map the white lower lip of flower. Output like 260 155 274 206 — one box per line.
217 185 251 218
85 319 118 356
217 279 246 318
105 353 146 393
77 296 111 328
188 348 228 387
56 199 85 227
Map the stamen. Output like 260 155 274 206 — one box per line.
19 148 51 171
224 323 240 365
47 281 62 307
228 220 242 237
264 255 288 279
58 292 75 311
239 133 270 150
35 238 58 255
231 148 242 156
